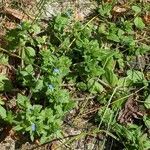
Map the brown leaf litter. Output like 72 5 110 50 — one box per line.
118 94 144 124
2 7 34 22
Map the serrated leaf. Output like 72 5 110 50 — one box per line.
117 77 131 87
134 17 145 29
127 70 145 83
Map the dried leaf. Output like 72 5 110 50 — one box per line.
49 141 60 150
75 11 84 21
4 21 17 29
118 95 143 124
0 64 15 81
0 64 9 75
104 0 112 2
3 7 34 21
144 14 150 24
113 6 127 13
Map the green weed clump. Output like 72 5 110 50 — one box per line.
0 1 150 148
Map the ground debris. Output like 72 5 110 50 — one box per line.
2 7 34 22
0 136 15 150
118 94 144 124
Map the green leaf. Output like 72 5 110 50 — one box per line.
34 79 43 92
25 65 34 74
64 101 76 112
25 47 35 57
143 115 150 128
54 105 63 115
30 24 41 34
123 20 134 33
0 75 12 92
107 34 120 42
0 75 7 91
54 14 69 31
136 43 150 54
20 21 31 30
127 70 145 83
144 95 150 109
36 36 47 44
98 23 107 34
17 93 31 109
0 53 8 64
77 82 87 91
87 79 103 94
98 3 112 17
40 135 48 144
5 111 14 123
13 125 23 131
0 98 4 105
98 107 114 124
117 77 131 87
104 57 116 71
104 69 118 87
117 29 125 37
0 105 6 119
134 17 145 29
30 133 34 142
132 6 141 14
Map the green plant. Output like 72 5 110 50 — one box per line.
1 21 75 143
0 1 150 148
97 107 150 150
0 98 6 119
13 94 64 143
